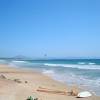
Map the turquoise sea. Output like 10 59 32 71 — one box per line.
0 59 100 95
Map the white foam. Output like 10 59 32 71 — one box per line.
44 63 100 70
9 60 32 67
44 63 58 67
11 60 27 63
88 62 95 65
42 69 100 95
78 62 86 65
42 69 54 74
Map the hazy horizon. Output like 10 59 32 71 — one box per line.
0 55 100 60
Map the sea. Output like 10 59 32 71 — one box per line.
0 59 100 95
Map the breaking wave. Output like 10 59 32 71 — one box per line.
42 69 55 74
44 63 100 70
42 69 100 95
8 60 32 67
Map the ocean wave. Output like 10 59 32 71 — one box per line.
78 62 86 65
44 63 100 70
0 60 6 62
9 60 43 68
11 60 27 63
42 69 100 95
42 69 55 74
0 60 8 64
7 61 100 70
9 60 32 67
44 63 59 67
88 62 95 65
78 62 96 65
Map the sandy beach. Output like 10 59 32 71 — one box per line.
0 64 99 100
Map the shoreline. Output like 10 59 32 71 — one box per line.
0 64 99 100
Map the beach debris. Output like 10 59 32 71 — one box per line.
27 96 33 100
0 75 6 79
25 81 28 83
77 91 92 98
27 96 38 100
37 87 67 95
13 79 22 83
37 87 79 96
70 88 78 96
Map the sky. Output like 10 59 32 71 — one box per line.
0 0 100 58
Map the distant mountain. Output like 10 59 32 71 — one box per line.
11 55 32 60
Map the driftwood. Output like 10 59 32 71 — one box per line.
37 87 67 95
37 89 67 95
0 75 6 79
37 87 78 96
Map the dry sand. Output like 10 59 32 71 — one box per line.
0 64 99 100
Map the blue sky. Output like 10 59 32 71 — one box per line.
0 0 100 58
